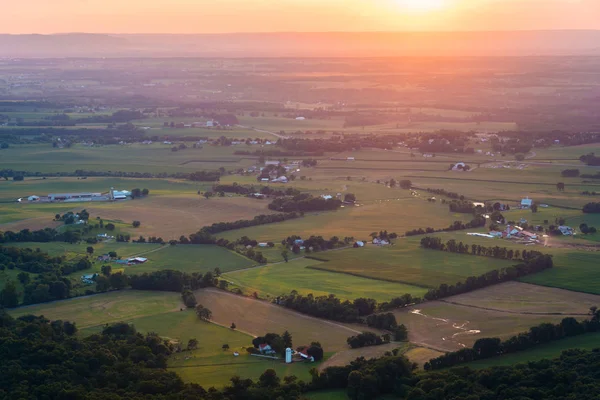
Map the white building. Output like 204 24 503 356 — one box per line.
521 198 533 208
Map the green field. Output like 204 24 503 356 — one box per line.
7 289 330 388
9 290 182 328
467 332 600 369
218 196 470 243
314 241 514 288
224 257 428 301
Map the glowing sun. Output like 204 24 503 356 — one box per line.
395 0 447 12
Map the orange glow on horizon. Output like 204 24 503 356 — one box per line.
394 0 448 13
0 0 598 34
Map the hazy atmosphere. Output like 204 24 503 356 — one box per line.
2 1 600 400
2 0 599 33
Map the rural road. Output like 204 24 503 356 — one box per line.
236 125 289 139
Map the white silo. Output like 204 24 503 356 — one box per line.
285 348 293 364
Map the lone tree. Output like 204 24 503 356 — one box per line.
230 322 236 330
344 193 356 203
281 250 289 263
557 182 565 192
132 220 141 228
142 188 149 196
86 246 94 257
531 203 538 213
222 344 230 351
195 304 212 321
399 179 412 189
187 338 198 350
101 264 112 276
282 330 293 349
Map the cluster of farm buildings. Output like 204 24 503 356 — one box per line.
23 188 131 203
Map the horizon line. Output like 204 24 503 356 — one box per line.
1 29 600 36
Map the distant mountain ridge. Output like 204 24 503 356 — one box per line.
1 31 599 57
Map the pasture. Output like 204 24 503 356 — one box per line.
312 242 514 288
411 230 600 295
9 290 183 328
218 196 469 243
224 257 428 301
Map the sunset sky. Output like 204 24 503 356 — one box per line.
2 0 598 34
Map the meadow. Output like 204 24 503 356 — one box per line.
224 257 428 302
218 196 469 243
312 242 514 288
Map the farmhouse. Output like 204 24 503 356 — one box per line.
373 238 390 246
111 189 131 200
271 176 288 183
265 161 281 166
258 344 276 355
521 197 533 209
558 226 575 236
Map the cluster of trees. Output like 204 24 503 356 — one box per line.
5 308 600 399
422 187 465 200
561 168 580 177
234 149 322 157
213 183 301 198
405 216 486 237
425 308 600 370
0 168 226 182
581 172 600 179
583 202 600 213
182 289 198 308
287 235 351 254
580 223 598 234
0 245 93 307
131 188 150 198
448 200 477 213
197 212 301 235
364 313 408 340
275 293 415 328
0 227 83 244
420 237 549 261
128 270 217 292
423 254 553 301
580 152 600 166
347 332 391 349
581 191 599 196
250 331 294 357
268 193 342 213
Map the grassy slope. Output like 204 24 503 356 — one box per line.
224 257 428 301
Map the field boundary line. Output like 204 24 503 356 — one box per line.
438 299 590 316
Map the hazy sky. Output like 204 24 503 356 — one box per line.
2 0 598 34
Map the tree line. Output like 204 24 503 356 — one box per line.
425 308 600 370
212 183 301 198
197 212 301 235
268 193 342 213
420 236 548 261
0 168 224 182
405 216 486 236
422 258 553 301
583 202 600 213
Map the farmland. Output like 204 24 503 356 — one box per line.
224 257 428 301
394 281 600 352
4 55 600 397
193 288 362 352
310 241 514 288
